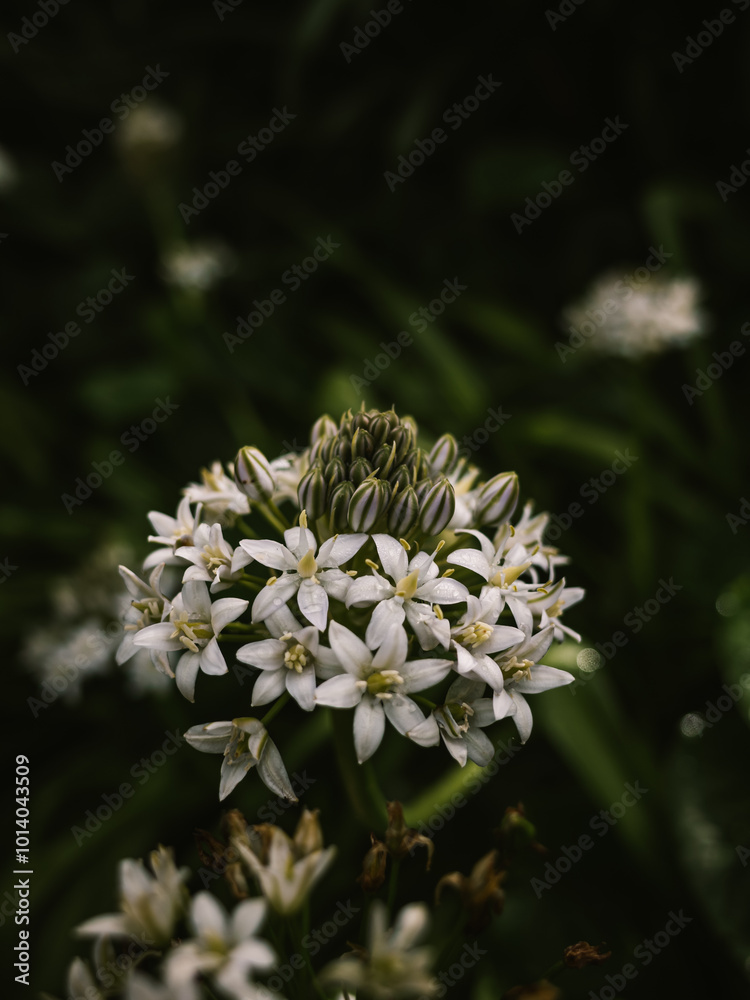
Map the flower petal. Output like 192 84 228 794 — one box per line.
297 579 329 630
211 597 250 635
184 721 232 753
353 696 385 763
251 576 300 622
364 599 406 649
314 673 363 708
399 657 453 693
286 666 317 712
372 534 408 581
318 532 368 568
239 538 297 571
176 651 201 702
199 637 228 676
328 621 371 675
513 666 575 693
252 669 287 706
236 638 286 670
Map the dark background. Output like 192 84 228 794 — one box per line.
2 0 750 996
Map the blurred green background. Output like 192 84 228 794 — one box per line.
3 0 750 996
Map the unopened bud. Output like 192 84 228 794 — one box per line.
234 446 276 501
369 414 391 447
419 478 456 536
297 465 327 521
389 466 412 492
428 433 458 474
351 427 374 459
329 481 355 533
358 836 388 892
387 485 420 536
348 478 392 532
350 456 374 487
474 472 519 527
372 442 397 479
310 414 337 446
325 457 346 490
293 808 324 856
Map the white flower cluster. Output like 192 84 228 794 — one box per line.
53 814 440 1000
564 272 704 358
118 408 583 802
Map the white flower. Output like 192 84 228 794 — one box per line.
447 528 543 632
431 676 497 767
165 893 276 1000
76 846 189 947
184 718 297 801
234 823 336 915
346 535 468 650
161 240 235 291
314 623 450 762
269 450 309 506
144 497 202 570
563 272 704 358
183 462 250 523
527 577 585 642
236 608 338 712
63 957 104 1000
134 581 248 701
445 458 481 530
117 563 172 672
125 974 179 1000
176 522 243 593
450 595 525 692
238 526 367 630
116 102 183 153
321 901 437 999
491 625 575 738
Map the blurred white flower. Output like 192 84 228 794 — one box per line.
162 240 236 291
321 901 437 999
76 846 189 947
116 102 183 153
564 272 704 357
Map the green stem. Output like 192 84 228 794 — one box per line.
261 691 291 727
257 503 288 535
235 516 258 538
329 709 388 830
386 857 401 919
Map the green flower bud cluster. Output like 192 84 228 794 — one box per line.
303 407 456 537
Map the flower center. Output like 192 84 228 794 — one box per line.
365 669 405 700
297 547 318 580
455 622 493 648
442 701 474 737
170 611 212 653
502 655 534 682
395 569 419 600
284 643 308 673
489 561 532 589
202 545 229 571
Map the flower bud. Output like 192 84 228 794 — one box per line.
358 837 388 892
351 427 374 459
350 456 374 486
336 436 352 466
389 466 412 492
325 456 346 490
234 446 275 501
369 414 391 447
297 464 327 521
372 441 397 478
419 478 456 535
328 481 355 533
414 478 433 504
293 808 324 857
387 485 420 536
474 472 519 527
428 433 458 474
351 408 371 433
310 414 337 446
348 478 392 532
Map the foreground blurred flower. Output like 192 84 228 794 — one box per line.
320 901 437 998
233 809 336 914
562 272 704 358
165 892 276 1000
436 849 506 933
162 240 235 291
76 846 189 947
